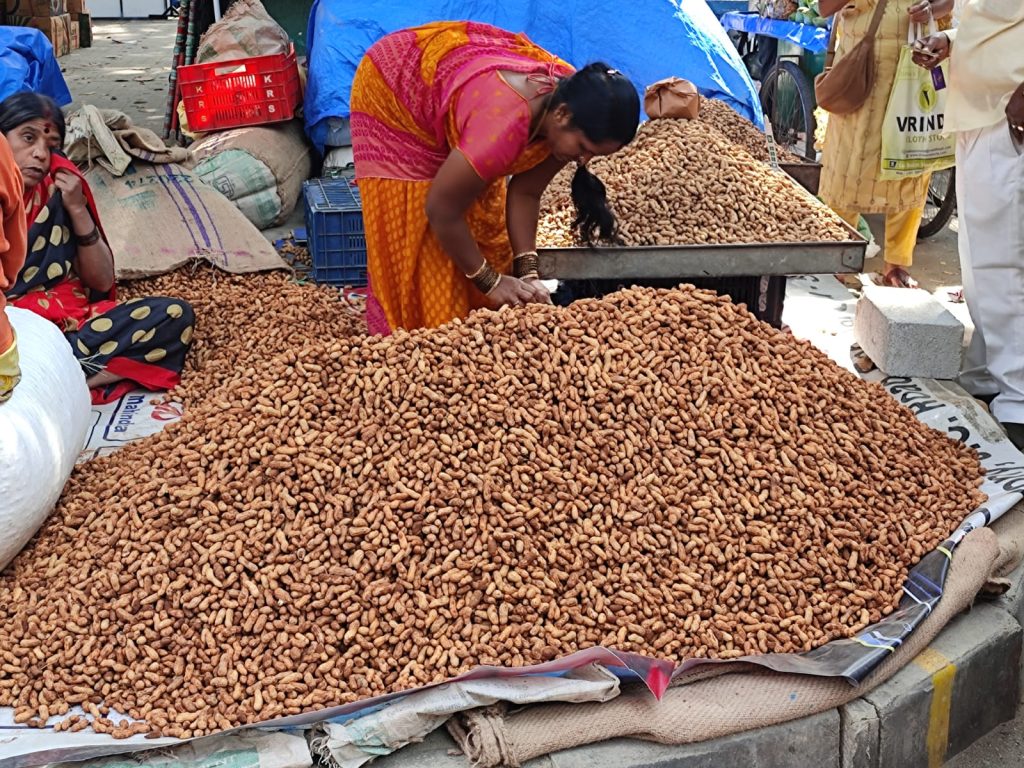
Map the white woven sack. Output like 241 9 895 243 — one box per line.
0 307 90 571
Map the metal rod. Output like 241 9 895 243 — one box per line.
537 215 867 281
184 0 200 66
162 0 190 139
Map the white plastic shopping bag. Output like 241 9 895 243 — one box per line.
879 22 955 180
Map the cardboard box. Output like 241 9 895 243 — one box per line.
71 11 91 47
68 18 79 49
4 0 66 16
25 13 72 57
65 0 84 13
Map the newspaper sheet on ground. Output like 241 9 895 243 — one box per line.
78 390 183 463
45 731 312 768
4 275 1022 768
308 664 620 768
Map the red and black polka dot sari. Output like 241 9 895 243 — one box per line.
6 154 194 404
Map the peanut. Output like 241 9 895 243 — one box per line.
537 119 848 247
699 98 805 165
0 275 985 741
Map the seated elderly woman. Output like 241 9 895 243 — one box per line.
0 92 194 403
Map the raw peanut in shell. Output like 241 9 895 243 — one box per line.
0 282 985 739
698 98 806 165
537 119 848 247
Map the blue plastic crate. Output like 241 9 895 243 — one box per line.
303 178 367 286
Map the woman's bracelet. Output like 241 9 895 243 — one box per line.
75 225 100 247
513 250 540 280
467 260 501 295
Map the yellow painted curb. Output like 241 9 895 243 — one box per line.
914 647 956 768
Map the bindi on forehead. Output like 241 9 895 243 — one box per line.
41 122 56 135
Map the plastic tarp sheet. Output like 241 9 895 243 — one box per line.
0 26 73 106
304 0 763 154
720 11 830 54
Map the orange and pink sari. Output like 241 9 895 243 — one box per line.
350 21 572 334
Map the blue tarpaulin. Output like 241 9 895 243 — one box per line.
719 11 830 54
304 0 763 154
0 27 73 106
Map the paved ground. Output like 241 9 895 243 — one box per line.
947 699 1024 767
56 20 1022 767
62 19 178 137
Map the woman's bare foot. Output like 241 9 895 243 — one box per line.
880 265 919 288
86 370 125 388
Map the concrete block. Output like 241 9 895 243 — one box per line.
993 559 1024 631
853 284 964 378
537 709 841 768
863 603 1021 768
371 710 842 768
840 698 879 768
369 730 476 768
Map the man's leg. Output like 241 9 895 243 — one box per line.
957 124 1024 430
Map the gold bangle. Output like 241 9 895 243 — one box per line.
468 260 501 295
486 273 503 296
513 251 540 279
466 260 489 280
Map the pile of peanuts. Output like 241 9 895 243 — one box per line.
537 119 849 247
698 98 806 165
0 283 985 739
120 266 366 407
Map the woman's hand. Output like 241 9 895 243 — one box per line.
909 0 953 24
1007 82 1024 145
911 33 950 69
53 168 89 213
488 275 546 309
56 170 115 293
522 277 553 305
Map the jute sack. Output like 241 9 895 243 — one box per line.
196 0 288 63
186 120 312 229
449 517 1022 767
85 162 287 279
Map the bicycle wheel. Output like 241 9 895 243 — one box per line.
759 60 816 161
917 168 957 240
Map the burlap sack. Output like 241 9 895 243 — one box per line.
185 120 312 229
64 106 190 177
643 78 700 120
196 0 289 64
449 517 1021 767
85 162 287 279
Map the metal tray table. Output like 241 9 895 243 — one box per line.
538 177 865 280
538 235 865 280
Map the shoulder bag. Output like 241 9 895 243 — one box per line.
814 0 889 115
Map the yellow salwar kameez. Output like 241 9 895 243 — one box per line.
819 0 950 267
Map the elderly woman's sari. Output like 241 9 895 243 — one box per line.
7 154 194 403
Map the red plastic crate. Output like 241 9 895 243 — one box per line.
178 46 302 132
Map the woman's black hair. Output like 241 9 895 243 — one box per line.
550 62 640 245
0 92 67 145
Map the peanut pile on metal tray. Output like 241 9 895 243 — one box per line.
0 283 984 739
698 98 806 165
537 119 849 247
